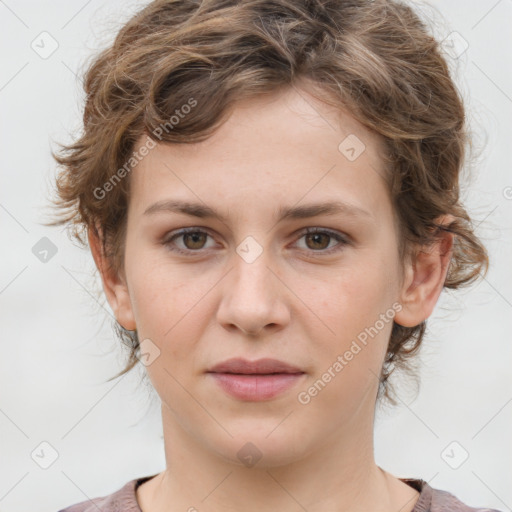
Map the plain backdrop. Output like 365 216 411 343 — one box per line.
1 1 511 511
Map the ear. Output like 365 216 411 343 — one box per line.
394 216 455 328
88 226 136 331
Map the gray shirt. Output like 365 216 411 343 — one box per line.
57 475 503 512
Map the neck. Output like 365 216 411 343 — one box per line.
137 403 419 512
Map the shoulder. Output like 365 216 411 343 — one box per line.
57 475 156 512
430 485 503 512
404 478 504 512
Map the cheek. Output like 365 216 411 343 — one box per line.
125 253 217 367
306 261 394 334
298 277 394 418
296 255 397 390
124 250 179 337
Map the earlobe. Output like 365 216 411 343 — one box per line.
88 226 136 331
394 221 454 328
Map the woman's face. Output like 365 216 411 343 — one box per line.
111 85 407 466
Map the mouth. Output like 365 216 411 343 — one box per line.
206 358 306 401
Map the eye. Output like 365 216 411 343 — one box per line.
162 227 350 256
294 227 349 255
162 228 215 254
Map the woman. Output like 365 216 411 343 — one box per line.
51 0 500 510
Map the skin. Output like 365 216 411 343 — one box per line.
90 84 453 512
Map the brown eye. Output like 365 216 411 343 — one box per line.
296 228 349 255
163 227 348 256
304 232 331 250
182 231 208 250
163 228 215 254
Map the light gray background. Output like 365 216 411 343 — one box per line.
1 1 511 511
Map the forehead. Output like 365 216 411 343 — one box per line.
129 86 391 220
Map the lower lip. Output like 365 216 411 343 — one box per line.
208 372 305 401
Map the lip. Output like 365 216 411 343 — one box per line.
207 357 304 375
206 358 306 401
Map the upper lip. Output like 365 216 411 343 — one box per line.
207 358 304 375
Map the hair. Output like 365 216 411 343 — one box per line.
48 0 488 404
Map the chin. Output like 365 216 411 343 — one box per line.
205 420 314 469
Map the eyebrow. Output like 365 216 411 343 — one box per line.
143 199 372 223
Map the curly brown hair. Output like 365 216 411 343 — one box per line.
48 0 488 404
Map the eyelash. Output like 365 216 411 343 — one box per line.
162 227 350 256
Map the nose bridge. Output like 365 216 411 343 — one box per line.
231 236 278 304
216 235 289 334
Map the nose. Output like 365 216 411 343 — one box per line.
216 247 290 337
